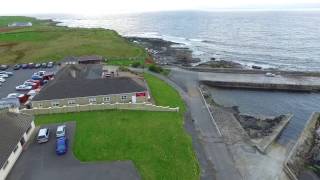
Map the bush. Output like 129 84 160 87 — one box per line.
148 65 163 73
131 62 141 68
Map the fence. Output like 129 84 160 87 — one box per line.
20 102 179 115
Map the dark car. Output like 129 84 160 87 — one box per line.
13 64 21 70
22 64 28 69
41 63 47 68
35 63 41 68
56 137 68 155
0 65 9 70
28 63 35 69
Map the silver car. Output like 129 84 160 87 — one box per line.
56 125 66 138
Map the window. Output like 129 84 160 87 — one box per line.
26 125 31 134
88 97 96 103
20 137 25 146
103 96 110 102
121 95 127 101
13 145 19 153
51 101 60 107
2 160 8 170
68 99 76 105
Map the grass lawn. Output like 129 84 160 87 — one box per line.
36 73 199 179
0 16 147 64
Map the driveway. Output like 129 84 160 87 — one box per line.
7 122 140 180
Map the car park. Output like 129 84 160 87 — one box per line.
56 125 66 138
0 65 9 70
56 137 68 155
21 64 28 69
37 128 50 143
13 64 21 70
16 85 33 91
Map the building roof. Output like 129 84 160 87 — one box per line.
0 109 34 168
33 77 147 101
55 64 103 81
77 55 104 62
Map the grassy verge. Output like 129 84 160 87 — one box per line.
36 74 199 179
0 16 146 64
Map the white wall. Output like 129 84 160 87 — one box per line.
0 121 35 180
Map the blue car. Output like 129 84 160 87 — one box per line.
56 137 68 155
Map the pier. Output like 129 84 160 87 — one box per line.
197 70 320 91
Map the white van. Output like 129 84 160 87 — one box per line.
37 128 50 143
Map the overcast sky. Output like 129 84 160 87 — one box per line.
0 0 319 15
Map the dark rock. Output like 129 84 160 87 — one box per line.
252 65 262 70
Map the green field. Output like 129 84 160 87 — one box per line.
36 73 199 180
0 16 147 64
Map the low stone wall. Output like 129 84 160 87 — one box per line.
284 112 320 180
184 67 320 77
202 80 320 92
21 103 179 115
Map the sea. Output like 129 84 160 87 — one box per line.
42 11 320 71
37 11 320 144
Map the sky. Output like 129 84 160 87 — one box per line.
0 0 319 15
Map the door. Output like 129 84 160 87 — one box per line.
132 96 137 103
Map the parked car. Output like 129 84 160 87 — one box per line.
34 71 46 76
25 79 42 86
22 64 28 69
31 74 43 80
28 63 35 69
265 72 276 77
0 71 13 76
56 125 66 138
13 64 21 70
0 65 9 70
47 62 54 68
23 82 39 89
0 74 9 78
35 63 41 68
41 63 47 68
16 85 32 91
56 137 68 155
37 128 50 143
43 72 54 80
7 93 30 104
0 78 6 82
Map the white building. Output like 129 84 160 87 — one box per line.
7 22 32 27
0 108 35 180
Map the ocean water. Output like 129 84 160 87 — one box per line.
45 11 320 71
208 87 320 144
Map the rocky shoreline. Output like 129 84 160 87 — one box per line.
127 37 245 68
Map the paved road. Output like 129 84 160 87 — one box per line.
7 122 140 180
139 68 242 180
